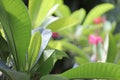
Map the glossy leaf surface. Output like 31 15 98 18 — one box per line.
0 0 31 71
61 63 120 79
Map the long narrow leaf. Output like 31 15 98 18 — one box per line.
0 61 29 80
29 0 55 28
70 8 86 24
61 63 120 79
0 35 9 61
47 17 79 32
61 41 89 61
30 29 52 71
0 0 31 71
36 49 67 76
106 33 117 62
83 3 114 26
40 75 69 80
28 32 41 70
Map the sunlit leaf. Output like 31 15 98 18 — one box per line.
83 3 114 26
61 63 120 79
55 5 71 17
30 29 52 71
70 8 86 24
40 75 68 80
47 17 78 32
0 0 31 71
28 32 41 70
61 41 89 61
29 0 55 28
54 0 70 17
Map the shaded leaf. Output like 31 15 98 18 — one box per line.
114 33 120 42
37 49 67 76
106 33 117 62
31 49 67 76
0 35 9 61
0 61 30 80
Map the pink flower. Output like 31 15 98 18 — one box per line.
93 17 106 24
89 35 102 45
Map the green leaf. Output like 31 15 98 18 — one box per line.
0 35 9 61
29 0 55 28
37 49 67 76
54 0 70 17
61 63 120 79
61 41 89 61
70 8 86 24
0 0 31 71
30 29 52 71
28 32 41 70
114 33 120 42
40 75 69 80
47 17 79 32
83 24 103 36
55 5 71 17
32 49 67 76
106 33 117 62
0 61 30 80
55 0 64 5
28 0 42 25
75 57 89 64
37 29 52 61
83 3 114 26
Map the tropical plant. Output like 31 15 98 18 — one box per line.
0 0 67 80
48 1 116 63
0 0 120 80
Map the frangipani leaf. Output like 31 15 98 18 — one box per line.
29 0 55 28
0 35 9 61
61 63 120 79
0 0 31 71
54 0 70 17
70 8 86 24
40 75 68 80
31 29 52 71
83 3 114 26
61 41 89 61
0 61 29 80
47 17 78 32
55 5 71 17
28 32 41 70
106 33 117 62
31 49 67 76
